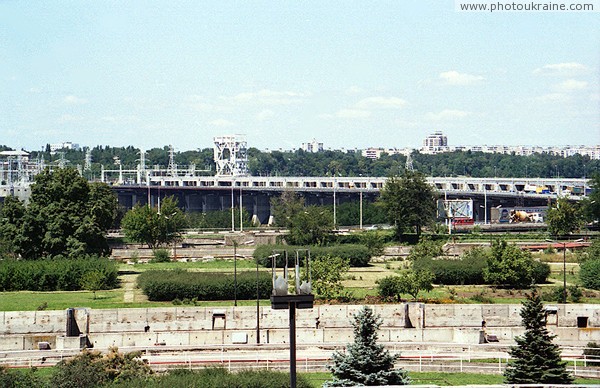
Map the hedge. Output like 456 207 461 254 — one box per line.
413 256 486 285
412 254 549 286
0 257 119 291
253 244 371 267
137 269 272 301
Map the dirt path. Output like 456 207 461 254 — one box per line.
121 273 137 303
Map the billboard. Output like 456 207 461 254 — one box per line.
437 199 474 219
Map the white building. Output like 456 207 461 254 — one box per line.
49 142 80 154
301 139 324 153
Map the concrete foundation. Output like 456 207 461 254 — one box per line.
2 303 600 351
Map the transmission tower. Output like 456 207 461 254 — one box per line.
168 145 177 176
405 152 414 172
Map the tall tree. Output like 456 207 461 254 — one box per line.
379 170 437 240
270 190 304 228
286 205 333 246
504 289 573 385
483 239 545 289
0 168 118 259
582 173 600 223
326 306 410 387
546 197 582 237
121 196 185 249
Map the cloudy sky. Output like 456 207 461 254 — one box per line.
1 1 598 152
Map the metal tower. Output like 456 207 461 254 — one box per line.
168 145 177 176
213 135 248 176
405 152 414 172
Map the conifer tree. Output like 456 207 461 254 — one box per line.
325 306 410 387
504 289 573 384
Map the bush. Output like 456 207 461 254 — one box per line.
0 366 44 387
51 348 152 388
137 270 272 301
253 244 371 267
151 248 171 263
412 248 487 285
0 256 119 292
580 259 600 290
531 260 551 284
111 368 312 388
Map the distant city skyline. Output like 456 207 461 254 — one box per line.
1 1 598 151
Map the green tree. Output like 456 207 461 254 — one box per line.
580 256 600 290
582 173 600 223
270 190 304 228
483 240 542 288
546 197 582 236
311 255 350 299
80 271 105 299
406 237 444 261
377 270 435 301
326 306 410 387
504 289 573 385
397 269 435 300
0 168 117 259
286 205 333 245
379 171 437 241
121 197 185 249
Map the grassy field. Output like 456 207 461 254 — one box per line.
1 248 600 311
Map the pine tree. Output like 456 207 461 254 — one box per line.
325 306 410 387
504 289 573 384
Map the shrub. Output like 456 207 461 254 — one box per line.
110 368 312 388
253 244 370 267
137 270 272 301
580 259 600 290
0 366 44 387
412 247 487 285
151 248 171 263
51 348 152 388
0 256 118 292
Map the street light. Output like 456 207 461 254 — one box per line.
546 238 584 304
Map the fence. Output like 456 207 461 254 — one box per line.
2 342 600 378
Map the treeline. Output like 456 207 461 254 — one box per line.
8 143 596 178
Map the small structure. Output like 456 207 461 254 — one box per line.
270 250 314 388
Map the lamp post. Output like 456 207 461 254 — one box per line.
233 240 238 307
546 238 584 304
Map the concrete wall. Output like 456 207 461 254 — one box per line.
3 303 600 351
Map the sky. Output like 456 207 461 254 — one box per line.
1 0 599 152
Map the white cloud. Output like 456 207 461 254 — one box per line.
58 114 82 123
345 86 365 95
426 109 472 121
185 95 223 112
231 89 309 105
589 93 600 102
439 71 485 86
553 79 588 92
321 109 371 119
534 93 571 103
256 109 275 121
355 96 407 109
209 118 235 127
102 115 140 124
63 95 88 105
335 109 371 119
533 62 589 76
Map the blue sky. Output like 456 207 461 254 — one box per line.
1 0 598 152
